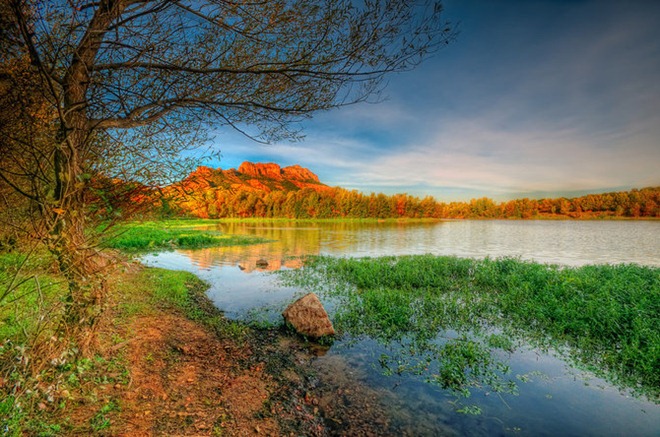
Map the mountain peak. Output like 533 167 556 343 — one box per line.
237 162 320 183
178 162 326 197
282 164 320 183
238 162 283 180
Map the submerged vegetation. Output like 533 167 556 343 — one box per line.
3 216 658 432
280 255 660 402
101 220 268 252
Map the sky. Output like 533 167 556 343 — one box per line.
205 0 660 202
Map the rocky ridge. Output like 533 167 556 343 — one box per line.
238 162 320 183
180 162 328 193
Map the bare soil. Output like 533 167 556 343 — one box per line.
113 312 279 436
76 268 318 436
58 267 394 436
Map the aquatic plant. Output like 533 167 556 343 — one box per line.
280 255 660 402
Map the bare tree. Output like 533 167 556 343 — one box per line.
3 0 454 349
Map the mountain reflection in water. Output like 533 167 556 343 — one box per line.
141 220 660 436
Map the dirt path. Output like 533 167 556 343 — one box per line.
114 312 279 436
63 267 324 436
65 267 390 436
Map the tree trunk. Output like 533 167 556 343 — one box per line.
42 0 126 356
47 121 105 356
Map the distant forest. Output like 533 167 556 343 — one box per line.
161 185 659 220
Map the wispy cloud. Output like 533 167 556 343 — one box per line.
208 0 660 201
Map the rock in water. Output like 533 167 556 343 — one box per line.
282 293 335 339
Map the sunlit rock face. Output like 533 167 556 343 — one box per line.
166 161 333 218
281 164 320 183
181 162 327 194
282 293 335 339
238 162 321 183
238 162 284 180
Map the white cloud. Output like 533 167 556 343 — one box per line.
205 0 660 201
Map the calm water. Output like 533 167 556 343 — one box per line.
142 220 660 436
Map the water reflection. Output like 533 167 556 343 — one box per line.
178 246 304 273
140 220 660 436
208 220 659 267
283 255 660 435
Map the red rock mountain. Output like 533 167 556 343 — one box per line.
237 162 320 183
178 162 329 193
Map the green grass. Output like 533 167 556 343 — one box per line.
0 251 65 341
101 219 269 252
280 255 660 401
0 254 249 434
1 217 268 435
0 250 120 435
123 266 249 343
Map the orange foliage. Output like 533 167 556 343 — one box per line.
146 163 660 220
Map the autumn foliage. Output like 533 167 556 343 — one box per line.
146 163 660 220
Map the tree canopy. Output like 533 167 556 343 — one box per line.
1 0 454 348
6 0 453 181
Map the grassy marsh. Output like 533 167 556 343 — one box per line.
280 255 660 401
101 219 269 251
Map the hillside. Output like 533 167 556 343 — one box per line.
178 162 330 194
151 162 659 220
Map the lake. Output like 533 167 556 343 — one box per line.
141 220 659 436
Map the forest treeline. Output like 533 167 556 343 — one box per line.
160 184 660 220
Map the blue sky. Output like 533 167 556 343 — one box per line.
205 0 660 201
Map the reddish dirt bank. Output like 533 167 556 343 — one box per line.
114 312 279 436
61 267 392 436
57 267 325 436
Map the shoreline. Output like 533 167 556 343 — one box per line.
2 224 658 434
